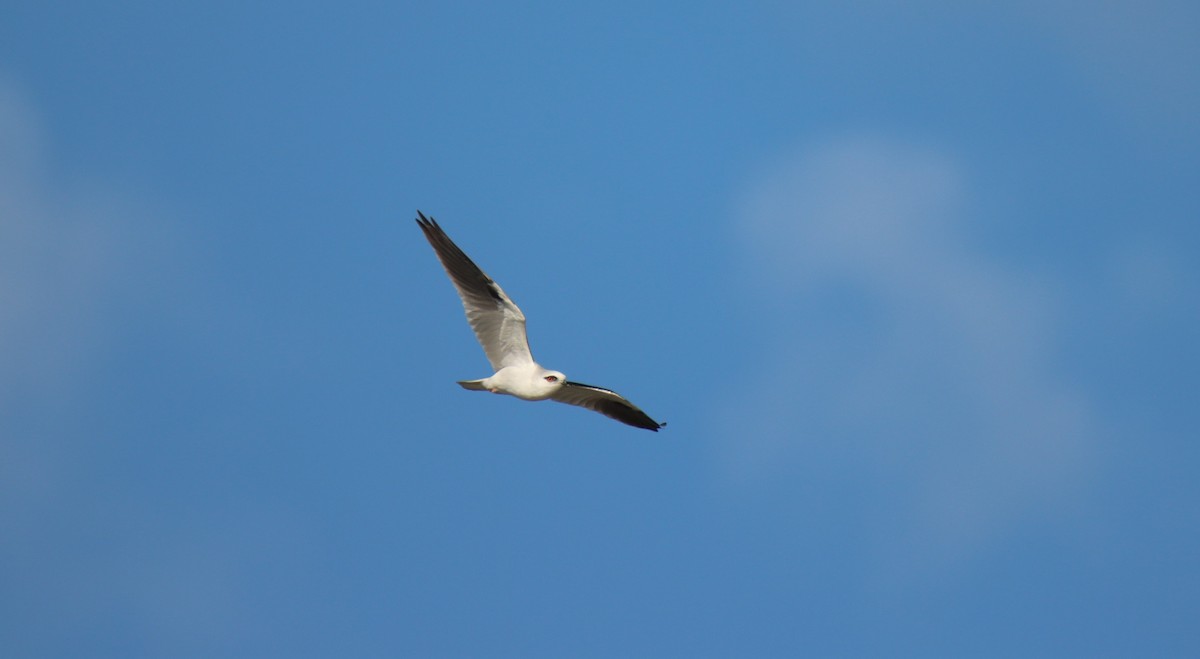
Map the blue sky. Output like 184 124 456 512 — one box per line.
2 2 1198 657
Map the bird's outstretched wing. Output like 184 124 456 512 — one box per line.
550 381 666 431
416 211 534 370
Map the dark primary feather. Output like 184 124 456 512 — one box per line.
415 211 502 307
416 211 533 370
554 381 666 432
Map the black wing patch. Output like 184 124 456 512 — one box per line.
415 211 498 295
485 282 505 302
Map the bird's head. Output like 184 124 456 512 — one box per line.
538 370 566 393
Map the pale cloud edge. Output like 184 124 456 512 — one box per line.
720 135 1099 579
0 76 243 651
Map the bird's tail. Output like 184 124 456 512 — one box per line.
457 379 488 391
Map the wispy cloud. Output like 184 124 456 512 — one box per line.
0 79 125 520
0 77 229 652
721 136 1097 575
1021 0 1200 142
0 78 166 398
1 75 184 517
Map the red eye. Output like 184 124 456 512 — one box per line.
544 375 558 382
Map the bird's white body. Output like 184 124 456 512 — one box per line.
460 363 566 401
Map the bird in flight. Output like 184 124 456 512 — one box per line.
416 211 665 431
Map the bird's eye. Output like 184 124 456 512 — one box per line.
544 375 558 383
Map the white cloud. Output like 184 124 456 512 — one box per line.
1 77 183 532
766 1 1200 143
722 136 1097 575
1111 238 1197 318
0 79 162 396
0 78 231 648
1020 0 1200 141
0 80 113 518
